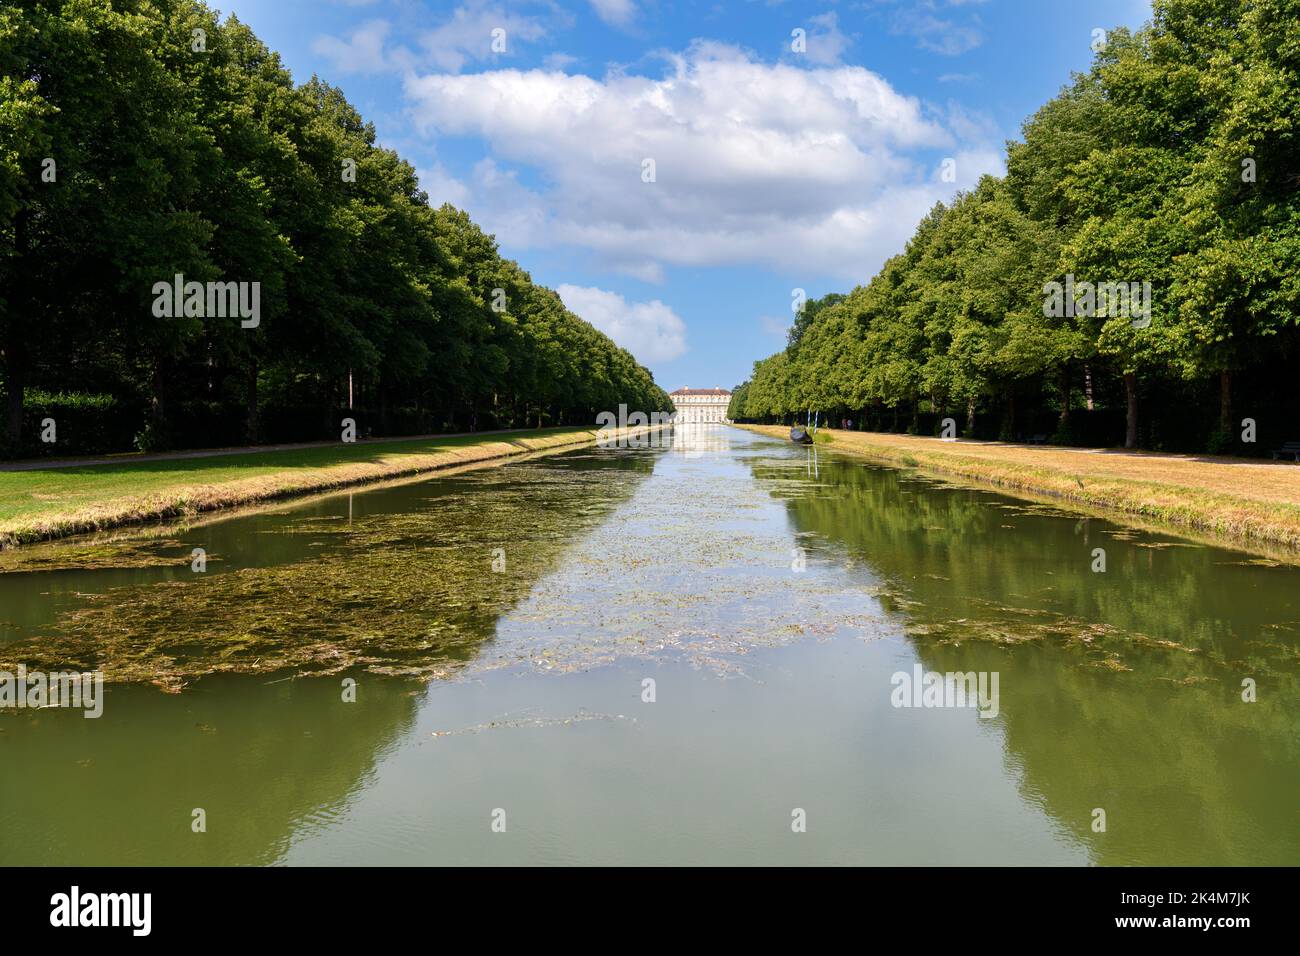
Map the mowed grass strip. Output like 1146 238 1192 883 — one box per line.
738 424 1300 551
0 427 605 548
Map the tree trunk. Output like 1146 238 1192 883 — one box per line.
3 333 23 451
150 358 167 431
1219 368 1232 434
5 209 30 451
1006 386 1017 439
1124 372 1139 449
245 361 259 443
1058 366 1071 426
1084 364 1095 412
965 397 975 435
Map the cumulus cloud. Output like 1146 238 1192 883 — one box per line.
404 42 1001 280
556 285 688 362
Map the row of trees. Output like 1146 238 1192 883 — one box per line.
0 0 670 457
731 0 1300 452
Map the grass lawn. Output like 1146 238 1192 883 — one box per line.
0 427 603 547
738 424 1300 553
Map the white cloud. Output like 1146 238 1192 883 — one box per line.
312 20 407 75
944 100 1001 144
900 14 983 56
312 2 552 76
556 285 688 362
859 0 987 56
803 11 852 66
613 260 666 283
403 42 1002 280
930 147 1005 185
464 157 552 241
420 0 550 72
544 51 579 70
588 0 637 28
416 162 471 208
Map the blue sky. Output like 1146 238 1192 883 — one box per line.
221 0 1154 392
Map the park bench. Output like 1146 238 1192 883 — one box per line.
1271 441 1300 462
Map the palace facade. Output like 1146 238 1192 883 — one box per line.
670 387 732 424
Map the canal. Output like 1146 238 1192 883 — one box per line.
1 426 1296 865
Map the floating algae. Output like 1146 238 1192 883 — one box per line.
0 538 206 574
0 462 654 690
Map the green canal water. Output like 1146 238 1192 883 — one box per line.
1 426 1296 865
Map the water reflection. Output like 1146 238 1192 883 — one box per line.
746 444 1300 865
667 423 734 460
0 673 424 865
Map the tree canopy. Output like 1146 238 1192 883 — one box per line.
731 0 1300 453
0 0 671 457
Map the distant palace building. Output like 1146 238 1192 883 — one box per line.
670 387 732 424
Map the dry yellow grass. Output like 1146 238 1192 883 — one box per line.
738 424 1300 551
